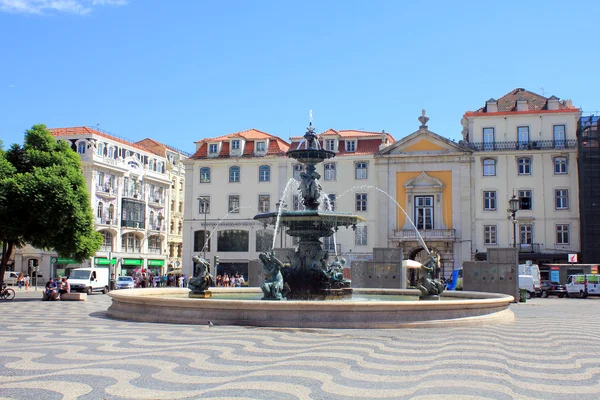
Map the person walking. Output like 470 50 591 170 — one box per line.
17 273 24 290
24 274 30 290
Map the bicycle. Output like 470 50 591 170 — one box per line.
1 284 15 300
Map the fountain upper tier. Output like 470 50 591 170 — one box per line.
254 210 365 237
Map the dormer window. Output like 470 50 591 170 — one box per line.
345 140 356 152
256 141 266 152
231 140 240 150
209 144 218 154
325 139 336 151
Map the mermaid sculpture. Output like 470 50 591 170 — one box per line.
260 252 288 300
188 256 214 297
417 250 445 299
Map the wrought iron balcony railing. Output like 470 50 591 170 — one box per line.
467 139 576 152
393 229 456 240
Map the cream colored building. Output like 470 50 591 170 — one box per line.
182 127 395 278
14 127 174 280
375 112 473 278
462 88 581 264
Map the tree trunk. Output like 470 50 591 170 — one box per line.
0 240 15 288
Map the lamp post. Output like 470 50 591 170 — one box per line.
507 195 520 248
198 197 208 260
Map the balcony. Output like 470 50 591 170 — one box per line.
122 189 144 200
122 220 145 229
96 216 118 226
148 248 162 255
99 245 113 252
149 222 165 232
148 195 164 207
393 229 456 241
467 139 577 152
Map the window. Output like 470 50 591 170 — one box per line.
229 195 240 213
518 190 532 210
77 142 86 154
517 157 531 175
556 224 569 244
483 159 496 176
178 202 182 213
97 142 105 156
256 141 266 152
555 189 569 209
355 162 367 179
484 225 497 245
108 204 114 220
121 233 141 253
148 236 161 253
193 230 210 252
325 139 336 151
170 221 174 234
327 194 336 211
198 196 210 213
259 165 270 182
356 193 367 212
554 157 568 174
101 231 113 251
324 163 336 180
178 222 182 235
209 144 218 154
97 171 105 189
554 125 566 148
256 230 273 252
292 195 301 211
149 159 155 171
345 140 356 152
108 146 115 158
520 224 533 245
414 196 433 229
231 140 240 150
217 230 249 252
293 164 304 180
355 225 368 246
179 180 183 191
483 127 495 151
517 126 529 148
483 191 496 210
229 166 240 182
200 167 211 183
323 236 335 252
258 194 270 213
97 202 103 218
157 161 164 173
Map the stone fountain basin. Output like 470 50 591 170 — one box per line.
107 288 514 329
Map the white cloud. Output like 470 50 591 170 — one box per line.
0 0 127 15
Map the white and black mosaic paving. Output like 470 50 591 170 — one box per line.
1 291 599 399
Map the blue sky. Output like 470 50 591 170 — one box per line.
1 0 599 151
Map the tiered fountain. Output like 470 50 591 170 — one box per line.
254 123 363 300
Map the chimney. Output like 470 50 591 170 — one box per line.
379 130 389 151
485 98 498 113
516 97 528 112
547 95 560 110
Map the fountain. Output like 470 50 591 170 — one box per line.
106 122 515 328
253 122 360 300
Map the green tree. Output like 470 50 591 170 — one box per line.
0 125 102 286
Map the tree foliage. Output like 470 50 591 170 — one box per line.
0 125 102 285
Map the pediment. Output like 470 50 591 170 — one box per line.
378 128 471 155
404 172 445 189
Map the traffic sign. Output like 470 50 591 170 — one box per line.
568 253 578 263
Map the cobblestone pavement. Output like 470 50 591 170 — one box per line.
1 289 599 399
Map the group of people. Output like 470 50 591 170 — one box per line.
43 276 70 301
16 273 31 290
215 273 245 287
131 273 190 288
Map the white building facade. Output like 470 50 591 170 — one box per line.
462 89 581 264
14 127 175 281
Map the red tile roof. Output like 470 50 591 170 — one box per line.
290 129 395 142
190 128 290 159
467 88 580 114
50 126 153 154
289 129 394 156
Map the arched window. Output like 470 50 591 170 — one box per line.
149 159 155 171
149 211 155 229
483 159 496 176
97 142 105 156
108 146 114 158
97 202 103 218
178 221 182 234
77 142 86 154
157 161 164 173
200 167 211 183
554 157 568 174
259 165 270 182
108 204 115 220
170 221 174 233
229 166 240 182
324 163 336 180
518 157 531 175
355 162 367 179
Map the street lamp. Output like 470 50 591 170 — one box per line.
507 195 520 248
198 197 208 260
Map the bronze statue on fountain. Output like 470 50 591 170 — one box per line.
254 121 363 300
188 256 214 298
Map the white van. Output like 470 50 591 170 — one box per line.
67 267 110 295
519 261 541 296
565 274 600 298
3 271 19 286
519 275 536 299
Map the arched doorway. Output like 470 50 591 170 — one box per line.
407 247 441 287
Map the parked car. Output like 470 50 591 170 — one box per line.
540 280 567 298
115 276 134 290
3 271 19 286
519 275 536 299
